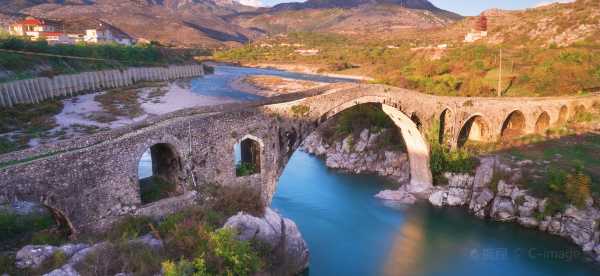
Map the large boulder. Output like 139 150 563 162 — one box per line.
428 173 474 207
224 208 309 275
375 187 417 204
561 206 600 247
469 188 494 218
490 197 516 221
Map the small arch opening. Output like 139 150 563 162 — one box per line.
458 115 489 148
137 143 181 205
535 112 551 134
235 137 262 177
439 109 452 145
500 110 526 140
558 106 568 124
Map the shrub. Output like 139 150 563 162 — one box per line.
162 228 262 276
428 121 478 183
236 162 257 177
198 183 265 218
105 216 154 242
0 210 55 243
139 176 178 205
291 105 310 117
75 242 163 276
565 167 592 208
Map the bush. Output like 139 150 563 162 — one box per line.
105 216 154 242
162 228 262 276
428 121 478 184
139 176 178 205
75 242 163 276
0 210 55 244
291 105 310 117
565 167 592 208
198 183 265 219
236 162 257 177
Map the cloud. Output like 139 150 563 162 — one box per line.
534 0 575 8
236 0 264 7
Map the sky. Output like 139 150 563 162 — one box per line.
237 0 575 16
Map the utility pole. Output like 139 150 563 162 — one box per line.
498 48 502 97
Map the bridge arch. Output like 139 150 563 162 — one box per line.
136 142 183 204
315 96 432 193
558 106 569 125
457 114 491 148
574 104 587 119
535 111 551 135
500 110 526 140
438 108 454 145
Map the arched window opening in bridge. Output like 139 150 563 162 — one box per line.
558 106 568 125
500 110 526 140
137 143 182 205
439 109 453 145
458 115 490 148
535 112 551 135
235 137 261 177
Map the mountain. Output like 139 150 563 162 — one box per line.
270 0 441 11
1 0 261 47
1 0 463 47
232 0 462 35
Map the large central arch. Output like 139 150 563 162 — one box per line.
314 96 433 194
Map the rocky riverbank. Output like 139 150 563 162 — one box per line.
302 128 600 263
302 128 410 185
429 156 600 262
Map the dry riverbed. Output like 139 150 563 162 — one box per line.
0 80 234 153
231 75 328 97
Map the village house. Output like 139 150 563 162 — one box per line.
8 17 72 44
83 24 133 46
8 17 133 46
464 14 489 43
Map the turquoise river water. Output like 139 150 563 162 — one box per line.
272 151 600 276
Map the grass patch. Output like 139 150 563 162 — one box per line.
95 88 143 118
0 100 63 154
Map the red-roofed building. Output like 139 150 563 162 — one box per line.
8 16 74 44
9 16 62 37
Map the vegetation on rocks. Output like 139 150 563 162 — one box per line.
0 183 268 275
428 121 478 185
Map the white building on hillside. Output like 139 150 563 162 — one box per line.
84 26 132 46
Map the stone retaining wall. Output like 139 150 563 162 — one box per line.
0 64 205 107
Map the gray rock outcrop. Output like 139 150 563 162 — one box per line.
224 207 309 275
302 128 410 184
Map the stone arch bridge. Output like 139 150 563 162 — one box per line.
1 83 598 232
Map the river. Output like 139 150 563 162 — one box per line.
272 151 600 276
139 65 600 275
